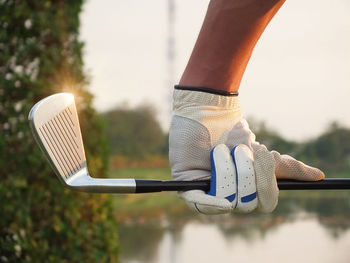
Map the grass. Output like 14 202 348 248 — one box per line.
110 167 188 218
110 166 172 180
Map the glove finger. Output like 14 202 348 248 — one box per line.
251 141 268 152
179 144 238 215
272 151 325 181
226 119 256 150
254 148 279 213
179 190 233 215
231 144 258 213
208 144 237 206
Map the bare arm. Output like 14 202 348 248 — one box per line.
179 0 286 93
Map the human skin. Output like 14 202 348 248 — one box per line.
179 0 286 92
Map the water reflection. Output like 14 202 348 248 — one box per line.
118 193 350 263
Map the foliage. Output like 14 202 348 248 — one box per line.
0 1 118 262
103 104 167 159
299 122 350 171
249 118 298 154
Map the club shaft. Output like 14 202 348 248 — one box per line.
135 178 350 193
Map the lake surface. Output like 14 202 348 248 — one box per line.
118 193 350 263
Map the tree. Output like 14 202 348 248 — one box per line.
0 1 119 262
248 118 298 154
103 104 166 159
300 122 350 171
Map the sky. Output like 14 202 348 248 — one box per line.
80 0 350 141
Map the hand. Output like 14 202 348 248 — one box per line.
169 88 324 214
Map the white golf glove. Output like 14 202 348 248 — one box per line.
169 87 325 214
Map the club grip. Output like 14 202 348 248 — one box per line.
135 178 350 193
277 178 350 190
135 180 210 193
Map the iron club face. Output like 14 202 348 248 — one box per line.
28 93 136 193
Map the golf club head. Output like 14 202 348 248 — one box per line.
28 93 136 193
28 93 89 186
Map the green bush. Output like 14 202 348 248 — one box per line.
0 1 119 262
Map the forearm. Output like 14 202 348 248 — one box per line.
179 0 286 93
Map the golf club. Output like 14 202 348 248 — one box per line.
28 93 350 193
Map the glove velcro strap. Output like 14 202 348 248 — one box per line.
173 87 240 109
175 85 239 96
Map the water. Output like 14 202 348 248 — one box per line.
118 193 350 263
165 219 350 263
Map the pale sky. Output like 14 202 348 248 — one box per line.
80 0 350 141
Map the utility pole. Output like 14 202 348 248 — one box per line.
167 0 176 118
167 3 177 263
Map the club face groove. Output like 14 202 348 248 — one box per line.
28 93 87 185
